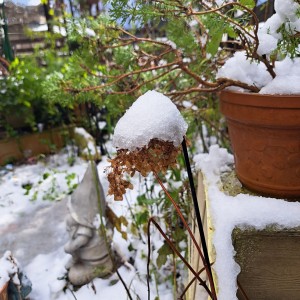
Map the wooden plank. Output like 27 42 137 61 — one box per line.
233 227 300 300
187 172 212 300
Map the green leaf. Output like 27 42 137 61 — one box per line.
43 172 50 180
137 194 157 206
156 242 173 268
136 210 149 226
23 100 31 107
109 279 119 286
207 30 223 56
239 0 255 9
226 26 238 39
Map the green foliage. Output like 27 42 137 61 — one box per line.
22 182 33 196
202 14 225 57
239 0 255 9
156 241 173 268
165 19 198 55
28 169 78 201
277 22 300 58
136 209 150 226
0 49 71 136
104 0 163 25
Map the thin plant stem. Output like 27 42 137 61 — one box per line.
147 217 213 300
179 266 206 300
116 269 134 300
153 174 217 300
173 254 177 299
125 194 145 243
181 138 213 284
68 287 78 300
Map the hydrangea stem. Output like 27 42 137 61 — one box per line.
154 173 217 299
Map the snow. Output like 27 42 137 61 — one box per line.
9 0 41 6
258 14 283 40
274 0 300 21
0 150 175 299
113 90 188 150
0 251 19 287
216 51 272 89
74 127 93 140
217 0 300 95
74 127 98 156
218 51 300 94
258 0 300 55
257 32 278 56
260 57 300 94
194 145 300 300
259 75 300 94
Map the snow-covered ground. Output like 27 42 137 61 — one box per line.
0 151 174 299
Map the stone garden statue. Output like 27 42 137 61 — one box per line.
64 162 114 286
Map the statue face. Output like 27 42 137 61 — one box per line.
66 214 79 236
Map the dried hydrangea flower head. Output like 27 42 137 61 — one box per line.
106 90 188 200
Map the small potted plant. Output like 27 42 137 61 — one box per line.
46 0 300 198
216 0 300 198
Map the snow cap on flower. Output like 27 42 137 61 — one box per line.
112 90 188 151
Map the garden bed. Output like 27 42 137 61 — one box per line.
0 126 74 165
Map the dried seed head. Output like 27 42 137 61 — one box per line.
106 138 181 200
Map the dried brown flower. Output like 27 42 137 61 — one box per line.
106 139 181 201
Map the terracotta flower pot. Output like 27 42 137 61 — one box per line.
220 90 300 199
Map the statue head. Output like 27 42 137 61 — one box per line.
67 161 106 228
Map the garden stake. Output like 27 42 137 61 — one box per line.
181 138 214 286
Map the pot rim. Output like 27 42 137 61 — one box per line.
220 90 300 109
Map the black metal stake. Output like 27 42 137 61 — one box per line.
181 138 213 278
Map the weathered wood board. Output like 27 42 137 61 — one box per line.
233 227 300 300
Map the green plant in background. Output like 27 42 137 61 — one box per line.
41 3 246 145
0 41 74 137
22 169 78 201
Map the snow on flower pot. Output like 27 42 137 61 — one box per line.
220 90 300 199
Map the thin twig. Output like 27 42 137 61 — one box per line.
154 174 217 300
179 266 206 299
65 61 180 93
68 287 78 300
116 269 134 300
147 217 213 300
